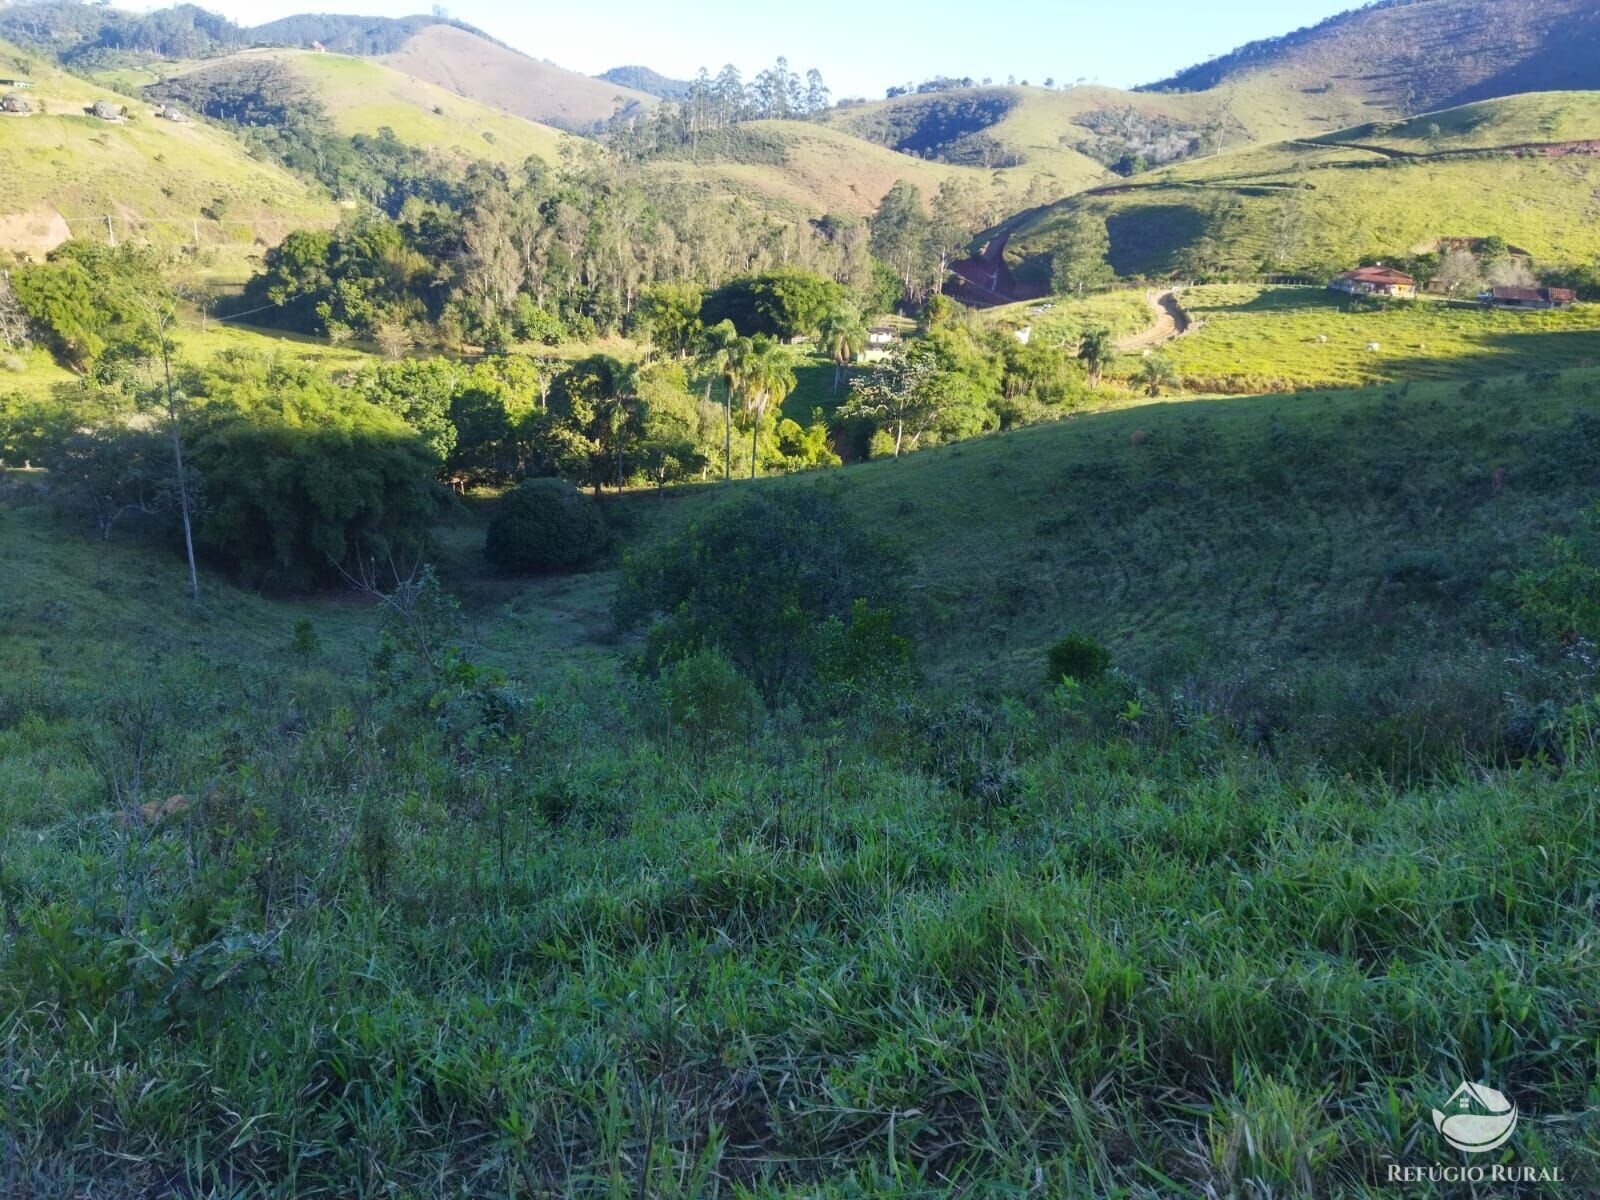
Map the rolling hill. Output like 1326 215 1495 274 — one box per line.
378 24 655 132
0 39 334 258
999 92 1600 282
826 0 1600 188
825 80 1369 179
154 48 574 168
1145 0 1600 115
643 120 1105 218
247 11 495 56
598 64 691 101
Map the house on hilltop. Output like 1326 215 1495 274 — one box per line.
1329 266 1417 298
1481 286 1576 310
0 77 32 89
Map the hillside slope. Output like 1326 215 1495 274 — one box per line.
1001 92 1600 280
1146 0 1600 115
636 369 1600 689
826 81 1370 179
248 12 492 56
157 49 573 167
0 40 334 255
378 24 655 132
644 120 1105 218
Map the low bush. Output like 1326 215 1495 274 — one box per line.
1046 632 1112 685
483 478 608 573
615 486 911 701
655 646 765 760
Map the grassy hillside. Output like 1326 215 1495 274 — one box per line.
644 120 1093 218
827 80 1368 180
1164 285 1600 391
160 48 573 167
0 39 334 257
1306 90 1600 153
379 24 655 132
1147 0 1600 115
4 364 1599 1192
638 370 1600 696
0 318 380 398
1003 93 1600 279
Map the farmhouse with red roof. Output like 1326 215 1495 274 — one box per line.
1328 266 1417 298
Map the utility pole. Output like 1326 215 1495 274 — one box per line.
156 308 199 603
105 214 115 247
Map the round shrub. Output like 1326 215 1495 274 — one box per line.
1045 632 1112 686
484 478 608 573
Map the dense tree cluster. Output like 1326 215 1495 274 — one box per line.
0 0 241 63
241 154 916 347
605 58 831 162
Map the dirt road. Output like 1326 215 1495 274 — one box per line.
1116 290 1192 352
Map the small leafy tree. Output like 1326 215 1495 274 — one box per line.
484 478 609 574
657 647 765 761
840 340 952 458
615 488 910 701
637 283 704 358
51 427 172 540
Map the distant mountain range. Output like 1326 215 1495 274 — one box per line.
8 0 1600 130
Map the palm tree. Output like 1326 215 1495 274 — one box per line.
731 335 796 479
696 320 740 480
599 359 641 489
1078 326 1114 388
817 304 868 393
1137 353 1177 397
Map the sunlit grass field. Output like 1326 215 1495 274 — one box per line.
1164 285 1600 391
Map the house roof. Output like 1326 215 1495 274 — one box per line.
1490 286 1576 303
1337 266 1416 286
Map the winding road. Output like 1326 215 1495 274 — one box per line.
1116 290 1193 352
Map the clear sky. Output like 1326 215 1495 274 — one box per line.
186 0 1361 97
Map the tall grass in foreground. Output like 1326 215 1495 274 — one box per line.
2 622 1597 1196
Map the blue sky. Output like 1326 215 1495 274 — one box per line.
196 0 1360 96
